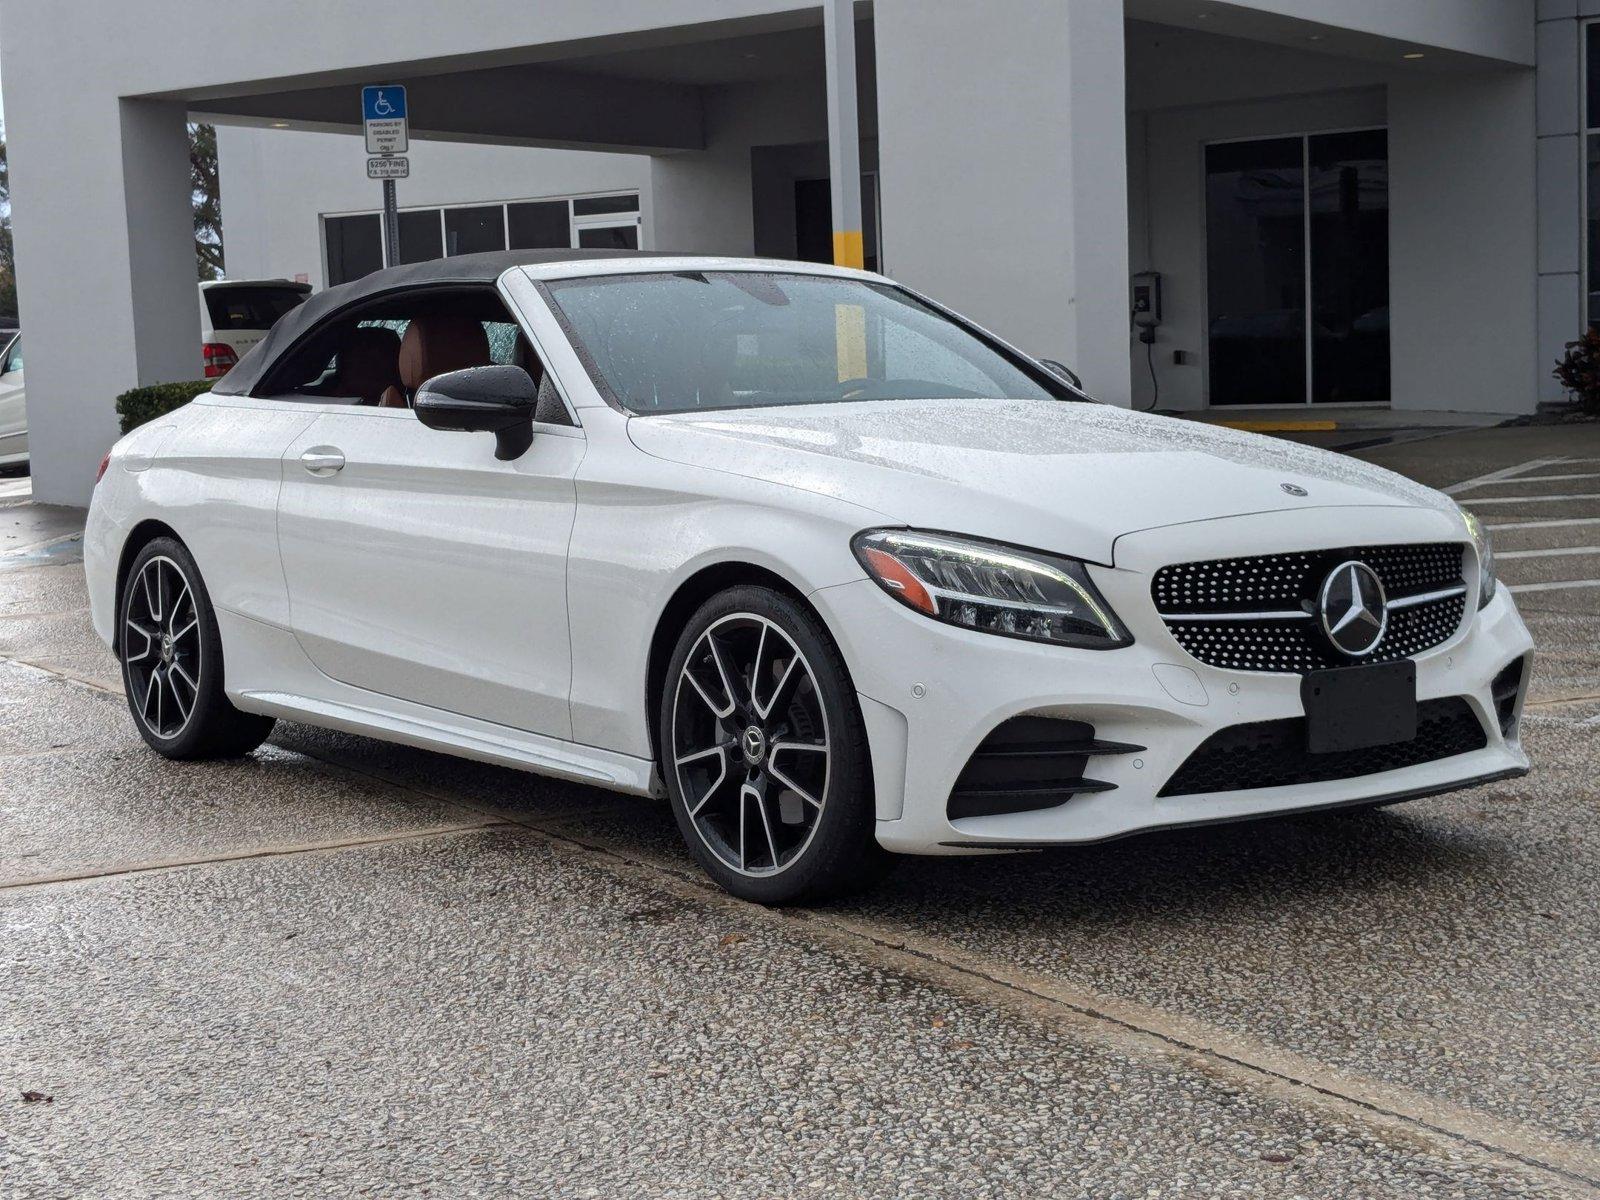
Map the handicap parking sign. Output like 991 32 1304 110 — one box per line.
361 86 408 155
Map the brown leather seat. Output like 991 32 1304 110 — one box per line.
379 316 491 409
334 326 402 406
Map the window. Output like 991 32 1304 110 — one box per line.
543 271 1075 415
3 337 21 375
398 210 444 264
577 224 639 250
572 194 639 217
325 214 384 286
202 284 311 331
508 201 570 249
322 192 642 281
445 205 506 256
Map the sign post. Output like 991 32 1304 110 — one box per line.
361 86 409 268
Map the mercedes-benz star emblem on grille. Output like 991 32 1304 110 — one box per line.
1318 560 1388 657
1281 483 1308 497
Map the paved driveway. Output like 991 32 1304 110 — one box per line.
2 423 1597 1197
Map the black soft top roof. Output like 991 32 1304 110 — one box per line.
212 248 681 397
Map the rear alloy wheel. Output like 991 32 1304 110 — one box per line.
119 537 275 759
661 585 887 904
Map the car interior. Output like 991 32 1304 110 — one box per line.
257 287 572 425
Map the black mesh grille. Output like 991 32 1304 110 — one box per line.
1153 543 1467 674
1158 697 1487 798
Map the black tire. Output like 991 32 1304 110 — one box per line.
118 536 275 760
658 584 890 905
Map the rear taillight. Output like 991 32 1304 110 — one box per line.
95 451 112 485
202 342 239 378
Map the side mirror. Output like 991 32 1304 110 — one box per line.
1039 358 1083 391
414 364 538 461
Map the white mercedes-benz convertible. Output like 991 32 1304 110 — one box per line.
85 251 1532 903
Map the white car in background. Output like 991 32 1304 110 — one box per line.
198 279 312 378
86 251 1532 904
0 331 26 470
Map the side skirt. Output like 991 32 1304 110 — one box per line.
236 688 660 797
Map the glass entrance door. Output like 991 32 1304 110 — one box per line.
1205 129 1389 406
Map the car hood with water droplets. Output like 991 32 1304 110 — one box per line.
626 399 1461 565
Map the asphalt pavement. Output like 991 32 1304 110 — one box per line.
2 420 1597 1198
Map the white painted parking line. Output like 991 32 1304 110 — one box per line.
1507 579 1600 595
1442 458 1566 496
1485 516 1600 531
1495 545 1600 560
1461 493 1600 505
1462 471 1600 487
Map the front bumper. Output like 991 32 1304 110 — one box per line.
812 508 1533 856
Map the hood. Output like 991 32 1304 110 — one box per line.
626 399 1458 565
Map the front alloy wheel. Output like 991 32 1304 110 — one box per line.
660 586 886 903
672 613 831 876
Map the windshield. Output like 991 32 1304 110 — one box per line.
203 285 311 331
542 271 1075 414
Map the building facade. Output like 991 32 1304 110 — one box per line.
0 0 1574 506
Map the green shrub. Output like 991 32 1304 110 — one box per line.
1553 329 1600 415
116 380 213 434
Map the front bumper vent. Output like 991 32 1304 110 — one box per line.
947 716 1140 821
1158 696 1487 798
1491 656 1528 738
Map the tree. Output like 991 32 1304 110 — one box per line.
0 133 17 321
190 123 224 280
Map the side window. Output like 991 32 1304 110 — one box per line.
253 287 569 423
3 338 21 375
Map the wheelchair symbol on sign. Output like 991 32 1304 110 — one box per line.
371 91 397 117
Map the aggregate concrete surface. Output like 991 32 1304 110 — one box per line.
1 423 1597 1197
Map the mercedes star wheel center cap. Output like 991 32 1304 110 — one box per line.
741 725 768 766
1318 560 1388 657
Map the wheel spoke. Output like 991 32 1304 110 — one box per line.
737 784 751 870
124 620 156 662
769 762 824 812
168 677 194 723
749 623 768 706
169 583 192 635
752 652 796 720
686 670 733 720
675 745 726 769
686 748 729 818
170 617 199 644
170 662 199 713
752 784 781 870
704 634 738 716
142 565 161 624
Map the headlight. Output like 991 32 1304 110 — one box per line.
1461 507 1497 609
851 528 1132 649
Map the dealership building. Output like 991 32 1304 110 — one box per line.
0 0 1592 505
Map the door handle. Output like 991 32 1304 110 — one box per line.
299 447 345 476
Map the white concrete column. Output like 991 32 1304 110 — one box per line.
823 0 865 268
1389 73 1538 413
645 149 756 256
873 0 1132 405
8 98 200 505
